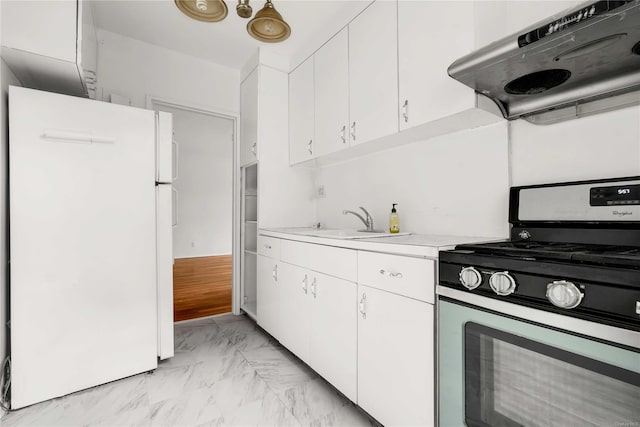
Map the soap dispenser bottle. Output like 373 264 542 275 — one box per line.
389 204 400 233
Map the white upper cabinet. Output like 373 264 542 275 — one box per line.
240 67 259 167
398 1 475 130
314 27 350 157
348 0 399 146
289 56 315 164
1 0 97 98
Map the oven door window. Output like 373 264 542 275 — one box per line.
464 322 640 427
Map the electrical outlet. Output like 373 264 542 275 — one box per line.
317 185 326 198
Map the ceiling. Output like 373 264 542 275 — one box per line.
92 0 372 70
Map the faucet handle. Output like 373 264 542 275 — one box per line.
359 207 373 230
359 206 372 219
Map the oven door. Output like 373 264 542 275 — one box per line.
438 296 640 427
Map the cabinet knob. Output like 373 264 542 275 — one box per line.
359 293 366 319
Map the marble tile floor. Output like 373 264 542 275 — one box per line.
1 314 381 427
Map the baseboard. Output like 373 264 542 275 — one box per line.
174 312 238 325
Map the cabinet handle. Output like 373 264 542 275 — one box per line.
350 122 356 141
402 99 409 123
302 274 308 294
340 125 346 144
379 269 403 279
311 277 317 298
251 142 257 156
272 265 278 282
307 139 313 155
359 293 367 319
172 140 179 180
264 244 272 249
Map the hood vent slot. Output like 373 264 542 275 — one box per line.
504 69 571 95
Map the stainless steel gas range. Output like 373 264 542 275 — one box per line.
437 176 640 427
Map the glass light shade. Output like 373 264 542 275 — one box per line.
247 0 290 43
175 0 228 22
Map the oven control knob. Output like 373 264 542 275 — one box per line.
459 267 482 290
489 271 516 296
546 280 583 309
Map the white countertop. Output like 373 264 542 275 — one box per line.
260 227 503 258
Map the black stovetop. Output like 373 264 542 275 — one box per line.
455 240 640 269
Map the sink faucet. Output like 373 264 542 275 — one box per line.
343 206 374 231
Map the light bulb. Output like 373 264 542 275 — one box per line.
196 0 208 11
264 19 273 33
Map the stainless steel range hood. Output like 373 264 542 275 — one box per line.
449 1 640 124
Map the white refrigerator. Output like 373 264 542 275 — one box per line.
8 86 174 409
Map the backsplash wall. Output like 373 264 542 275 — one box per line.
510 106 640 186
315 121 510 238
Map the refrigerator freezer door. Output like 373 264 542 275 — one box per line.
156 111 173 184
157 184 174 359
9 86 158 409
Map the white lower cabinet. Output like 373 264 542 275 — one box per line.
256 255 281 339
357 284 435 427
278 262 311 363
278 262 357 401
309 271 357 402
257 234 435 426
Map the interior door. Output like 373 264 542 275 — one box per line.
9 87 157 409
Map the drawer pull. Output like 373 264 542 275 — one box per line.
379 269 403 279
359 293 367 319
264 244 272 249
311 277 317 298
302 274 308 294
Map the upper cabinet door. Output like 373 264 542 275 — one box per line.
398 1 475 131
348 0 399 146
240 67 259 167
289 56 315 165
314 27 350 157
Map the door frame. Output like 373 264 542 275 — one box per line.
146 94 242 316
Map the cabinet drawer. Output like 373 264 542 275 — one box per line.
357 251 434 303
280 240 356 282
257 235 280 259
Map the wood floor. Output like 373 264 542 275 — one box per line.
173 255 232 321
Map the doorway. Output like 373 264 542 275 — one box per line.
150 98 236 322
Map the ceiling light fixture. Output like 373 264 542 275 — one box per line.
176 0 290 43
175 0 228 22
236 0 253 19
247 0 291 43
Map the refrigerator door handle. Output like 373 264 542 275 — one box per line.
172 188 178 227
41 131 115 145
172 140 179 181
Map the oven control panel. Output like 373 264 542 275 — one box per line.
590 183 640 206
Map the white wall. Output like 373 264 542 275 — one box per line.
0 58 20 414
315 122 510 238
158 105 234 258
510 107 640 186
96 29 240 112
